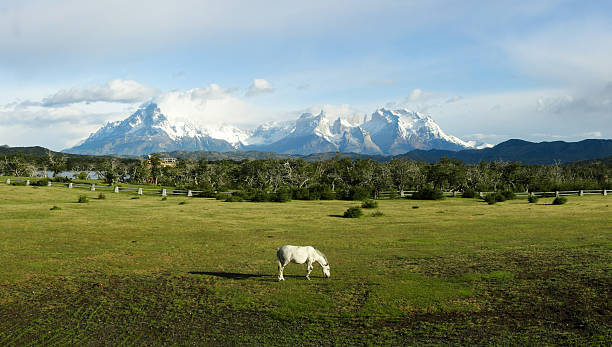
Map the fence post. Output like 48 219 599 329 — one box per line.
187 190 193 197
26 180 30 186
579 190 584 196
479 192 483 198
114 186 119 193
555 191 559 197
604 189 608 196
400 190 405 197
48 181 52 187
162 189 167 197
138 188 143 195
90 184 95 191
453 191 457 197
5 179 9 184
68 183 73 189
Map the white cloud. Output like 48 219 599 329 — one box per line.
155 83 271 127
0 101 128 149
406 88 440 102
42 79 159 106
246 79 274 97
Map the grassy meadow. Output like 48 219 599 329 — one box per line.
0 184 610 345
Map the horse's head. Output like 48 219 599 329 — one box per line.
321 263 330 278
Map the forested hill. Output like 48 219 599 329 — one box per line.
398 139 612 164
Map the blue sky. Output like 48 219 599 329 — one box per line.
1 0 611 150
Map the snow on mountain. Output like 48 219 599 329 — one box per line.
64 102 478 156
361 108 472 154
244 120 294 145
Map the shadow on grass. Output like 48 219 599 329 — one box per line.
188 271 304 280
328 214 345 218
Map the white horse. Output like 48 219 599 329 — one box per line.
277 245 330 281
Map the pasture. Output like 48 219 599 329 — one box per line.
0 184 610 345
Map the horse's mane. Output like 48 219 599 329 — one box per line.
315 248 328 264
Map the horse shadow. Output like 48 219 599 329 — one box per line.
188 271 303 281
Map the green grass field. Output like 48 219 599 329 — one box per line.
1 184 610 345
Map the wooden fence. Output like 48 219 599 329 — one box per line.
2 178 609 198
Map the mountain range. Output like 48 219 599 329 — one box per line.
64 102 487 156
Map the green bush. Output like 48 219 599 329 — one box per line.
76 172 88 180
50 205 62 210
216 193 231 201
343 206 363 218
250 189 270 202
528 195 539 203
31 178 49 186
77 195 88 203
371 210 384 217
97 193 106 200
361 199 378 208
483 193 498 204
552 196 567 205
411 187 444 200
462 188 476 198
501 190 516 200
269 187 291 203
319 189 336 200
225 195 244 202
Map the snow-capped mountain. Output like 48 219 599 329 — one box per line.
66 102 235 155
64 102 484 156
361 108 472 154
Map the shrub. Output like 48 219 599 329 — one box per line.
501 190 516 200
371 210 384 217
77 195 88 203
528 195 539 203
216 193 231 201
343 206 363 218
552 196 567 205
319 189 336 200
411 187 444 200
483 193 497 204
250 189 270 202
76 172 88 180
272 187 292 202
50 205 61 210
225 195 244 202
31 178 49 186
97 193 106 200
361 199 378 209
462 188 476 198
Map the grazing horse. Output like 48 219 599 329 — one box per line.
277 245 330 281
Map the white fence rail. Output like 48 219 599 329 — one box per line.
2 178 609 198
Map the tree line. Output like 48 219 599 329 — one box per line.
3 151 608 198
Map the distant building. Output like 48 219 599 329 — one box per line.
147 155 177 168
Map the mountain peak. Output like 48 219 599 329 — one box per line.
65 104 477 156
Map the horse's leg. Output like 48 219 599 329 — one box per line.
278 261 285 281
306 261 313 280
